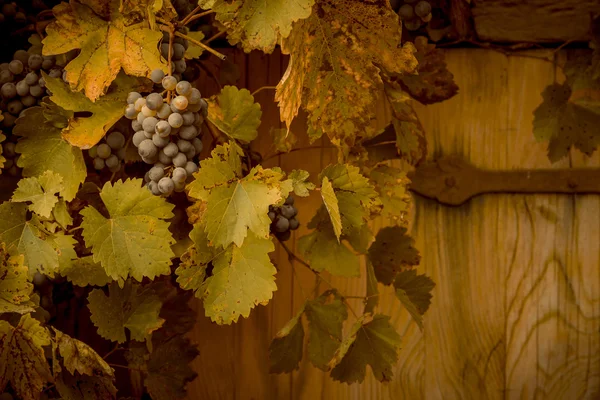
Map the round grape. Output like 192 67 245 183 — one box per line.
13 49 28 64
38 77 46 89
148 165 165 181
88 145 98 158
289 218 299 230
106 131 125 149
136 112 146 125
278 230 292 241
21 95 36 107
163 142 179 158
162 75 177 91
30 85 44 97
274 216 290 233
168 113 183 128
187 102 202 113
174 180 186 192
0 70 13 85
4 142 16 157
127 92 142 104
178 125 198 140
176 139 192 153
8 60 23 75
7 99 23 115
148 180 161 196
404 19 422 31
152 133 170 148
158 177 175 194
28 54 43 70
49 68 62 79
188 88 201 104
132 131 146 147
176 81 192 96
415 1 432 17
155 120 171 137
134 97 146 112
172 167 187 183
172 43 185 60
142 117 158 133
280 205 297 219
97 143 112 159
174 59 187 74
145 93 164 110
138 139 158 159
284 196 295 205
421 12 432 22
184 161 199 175
131 120 143 131
42 56 55 70
156 103 172 119
158 149 172 165
172 152 187 167
1 83 16 99
124 104 137 119
192 138 203 154
141 105 157 117
160 43 169 60
25 72 38 86
143 130 153 139
0 63 7 71
398 4 414 19
105 154 119 169
184 148 196 160
93 157 105 170
182 111 195 126
150 69 165 84
172 95 188 111
268 211 276 221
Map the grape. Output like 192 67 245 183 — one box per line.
28 54 44 70
4 159 14 169
398 4 414 19
182 111 195 126
289 218 299 230
8 165 19 176
139 139 158 160
184 161 199 175
108 160 121 173
0 64 6 72
20 95 36 107
25 72 38 85
38 78 46 89
156 103 172 119
188 88 201 104
150 69 165 84
155 120 171 137
148 180 161 195
1 83 17 99
8 60 23 75
174 59 187 74
2 3 16 17
142 117 158 133
134 97 146 112
172 152 187 167
162 75 177 91
179 125 198 140
48 68 62 79
4 142 16 157
175 139 191 153
13 49 28 64
158 177 175 194
168 113 183 128
106 131 125 149
185 148 196 160
0 70 13 85
160 43 170 59
172 167 187 183
136 112 146 124
42 57 55 70
152 133 170 148
268 211 276 221
143 130 153 139
131 120 143 131
7 99 23 115
158 149 172 165
172 95 188 111
133 131 146 147
285 196 294 205
163 142 179 158
124 104 138 119
148 165 165 181
117 148 126 159
141 105 157 117
88 146 98 158
421 12 432 22
103 154 118 169
404 19 422 31
145 93 163 110
280 205 296 219
176 81 192 96
93 157 105 170
187 102 202 113
97 143 112 159
30 85 44 97
415 1 431 17
173 43 186 60
274 216 290 233
127 92 142 104
278 230 292 241
192 137 203 153
62 70 68 82
174 180 186 192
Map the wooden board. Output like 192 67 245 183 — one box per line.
186 49 600 399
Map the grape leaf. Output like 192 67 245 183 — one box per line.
288 169 315 197
145 335 199 400
397 36 459 105
270 128 297 153
55 371 117 400
0 314 53 400
52 199 74 229
148 280 197 338
394 269 435 330
276 0 417 147
319 164 378 233
11 171 64 218
14 106 86 201
188 143 291 248
175 224 219 294
344 223 373 255
59 255 112 287
53 328 114 378
364 261 379 314
204 0 315 53
0 131 6 171
269 305 305 373
0 202 65 278
320 177 342 240
368 226 420 285
0 244 34 314
329 314 401 383
81 179 175 284
305 290 348 370
370 165 411 224
44 72 150 148
42 0 166 101
207 86 262 143
184 31 206 59
87 281 165 343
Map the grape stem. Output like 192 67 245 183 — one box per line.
262 145 337 163
251 86 277 96
102 343 123 360
205 29 226 44
181 9 215 26
174 31 227 61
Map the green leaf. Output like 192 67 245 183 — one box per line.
81 179 175 284
53 328 114 378
329 314 401 383
0 314 53 399
52 198 74 229
205 0 315 53
0 244 34 314
269 306 305 373
270 128 297 153
305 290 348 370
44 72 150 149
175 224 219 294
184 30 206 59
207 86 262 143
14 106 86 201
145 336 199 400
87 281 165 343
319 164 378 233
394 269 435 330
276 0 417 147
368 226 420 285
364 261 379 314
298 224 360 277
202 233 277 324
12 171 64 218
59 255 112 287
370 165 411 224
288 169 315 197
344 223 373 255
320 177 342 241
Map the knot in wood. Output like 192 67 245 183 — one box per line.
445 176 457 188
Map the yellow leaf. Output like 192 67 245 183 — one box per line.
42 0 167 101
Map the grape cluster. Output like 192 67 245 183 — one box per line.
0 392 14 400
395 0 433 31
160 31 189 81
124 69 206 197
88 130 127 173
269 196 300 242
0 2 28 24
2 138 20 176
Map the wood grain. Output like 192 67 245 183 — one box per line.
186 49 600 399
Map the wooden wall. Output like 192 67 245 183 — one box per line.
185 49 600 399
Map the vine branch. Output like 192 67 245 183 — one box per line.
251 86 277 96
174 31 227 61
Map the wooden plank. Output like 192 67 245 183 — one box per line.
472 0 600 42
